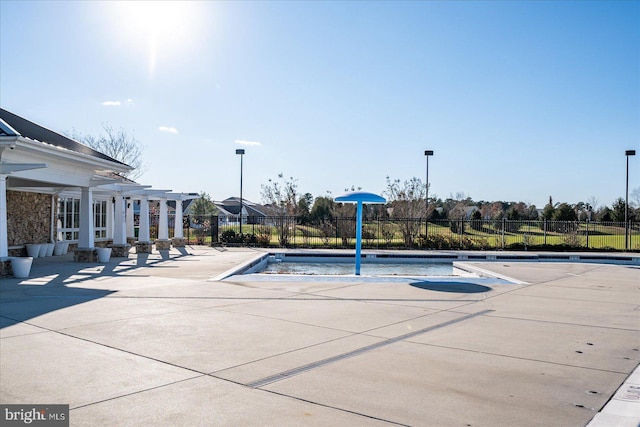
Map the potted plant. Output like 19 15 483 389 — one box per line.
10 256 33 278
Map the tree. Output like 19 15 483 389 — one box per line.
542 196 556 221
551 202 578 233
333 202 356 246
189 192 217 244
190 192 217 216
611 198 628 222
261 173 298 215
310 196 334 223
261 174 299 246
470 209 483 232
553 203 577 221
71 124 146 180
598 207 613 222
384 176 426 246
632 187 640 207
296 192 313 224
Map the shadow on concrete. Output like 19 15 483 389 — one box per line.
409 281 492 293
0 249 193 330
0 287 115 330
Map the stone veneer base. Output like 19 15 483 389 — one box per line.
171 237 186 247
110 244 131 257
135 241 153 254
1 259 11 277
74 248 98 263
155 239 171 250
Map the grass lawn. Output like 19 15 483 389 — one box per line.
179 221 638 251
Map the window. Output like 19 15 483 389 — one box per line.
58 197 79 241
94 200 107 239
57 197 109 241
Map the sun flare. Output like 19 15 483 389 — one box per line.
112 1 202 76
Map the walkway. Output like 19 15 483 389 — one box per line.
1 247 638 426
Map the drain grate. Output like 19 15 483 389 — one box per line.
247 309 493 388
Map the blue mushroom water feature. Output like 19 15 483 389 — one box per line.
334 191 386 275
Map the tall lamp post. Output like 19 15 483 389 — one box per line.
425 150 434 239
236 149 245 234
625 149 636 250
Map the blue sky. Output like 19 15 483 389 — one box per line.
1 0 638 209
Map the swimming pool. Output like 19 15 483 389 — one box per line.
261 261 454 276
213 251 528 284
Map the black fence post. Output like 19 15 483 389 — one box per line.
585 220 589 249
212 215 219 244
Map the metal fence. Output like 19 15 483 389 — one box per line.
146 215 639 251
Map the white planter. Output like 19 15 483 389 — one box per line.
96 247 112 263
62 242 70 254
45 243 55 257
54 242 65 256
38 244 47 257
10 257 33 278
25 244 41 258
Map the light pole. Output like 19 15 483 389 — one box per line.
236 149 245 234
625 149 636 250
425 150 434 239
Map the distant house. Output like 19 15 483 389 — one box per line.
464 206 480 219
214 197 268 225
168 199 197 217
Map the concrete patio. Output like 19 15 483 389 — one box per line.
1 247 638 426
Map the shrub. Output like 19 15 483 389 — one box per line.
220 230 256 245
255 226 272 246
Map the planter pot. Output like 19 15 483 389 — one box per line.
10 257 33 278
38 244 47 258
25 244 41 258
96 247 112 263
45 243 55 257
54 242 65 256
62 242 70 254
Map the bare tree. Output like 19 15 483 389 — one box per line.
261 174 299 246
632 187 640 208
384 176 426 247
261 173 298 215
71 124 146 180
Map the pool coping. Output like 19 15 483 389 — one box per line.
209 249 639 282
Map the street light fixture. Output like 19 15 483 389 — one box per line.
236 149 245 234
625 149 636 250
425 150 434 239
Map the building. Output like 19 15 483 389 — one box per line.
213 197 268 225
0 108 194 275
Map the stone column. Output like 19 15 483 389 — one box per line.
111 195 130 257
155 198 171 250
172 199 186 247
136 196 152 253
75 186 97 262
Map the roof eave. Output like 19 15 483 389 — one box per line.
17 136 133 174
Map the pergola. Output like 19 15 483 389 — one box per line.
0 108 195 265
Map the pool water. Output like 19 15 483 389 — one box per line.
260 262 454 276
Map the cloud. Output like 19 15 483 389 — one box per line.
101 101 121 107
158 126 178 134
235 139 262 147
